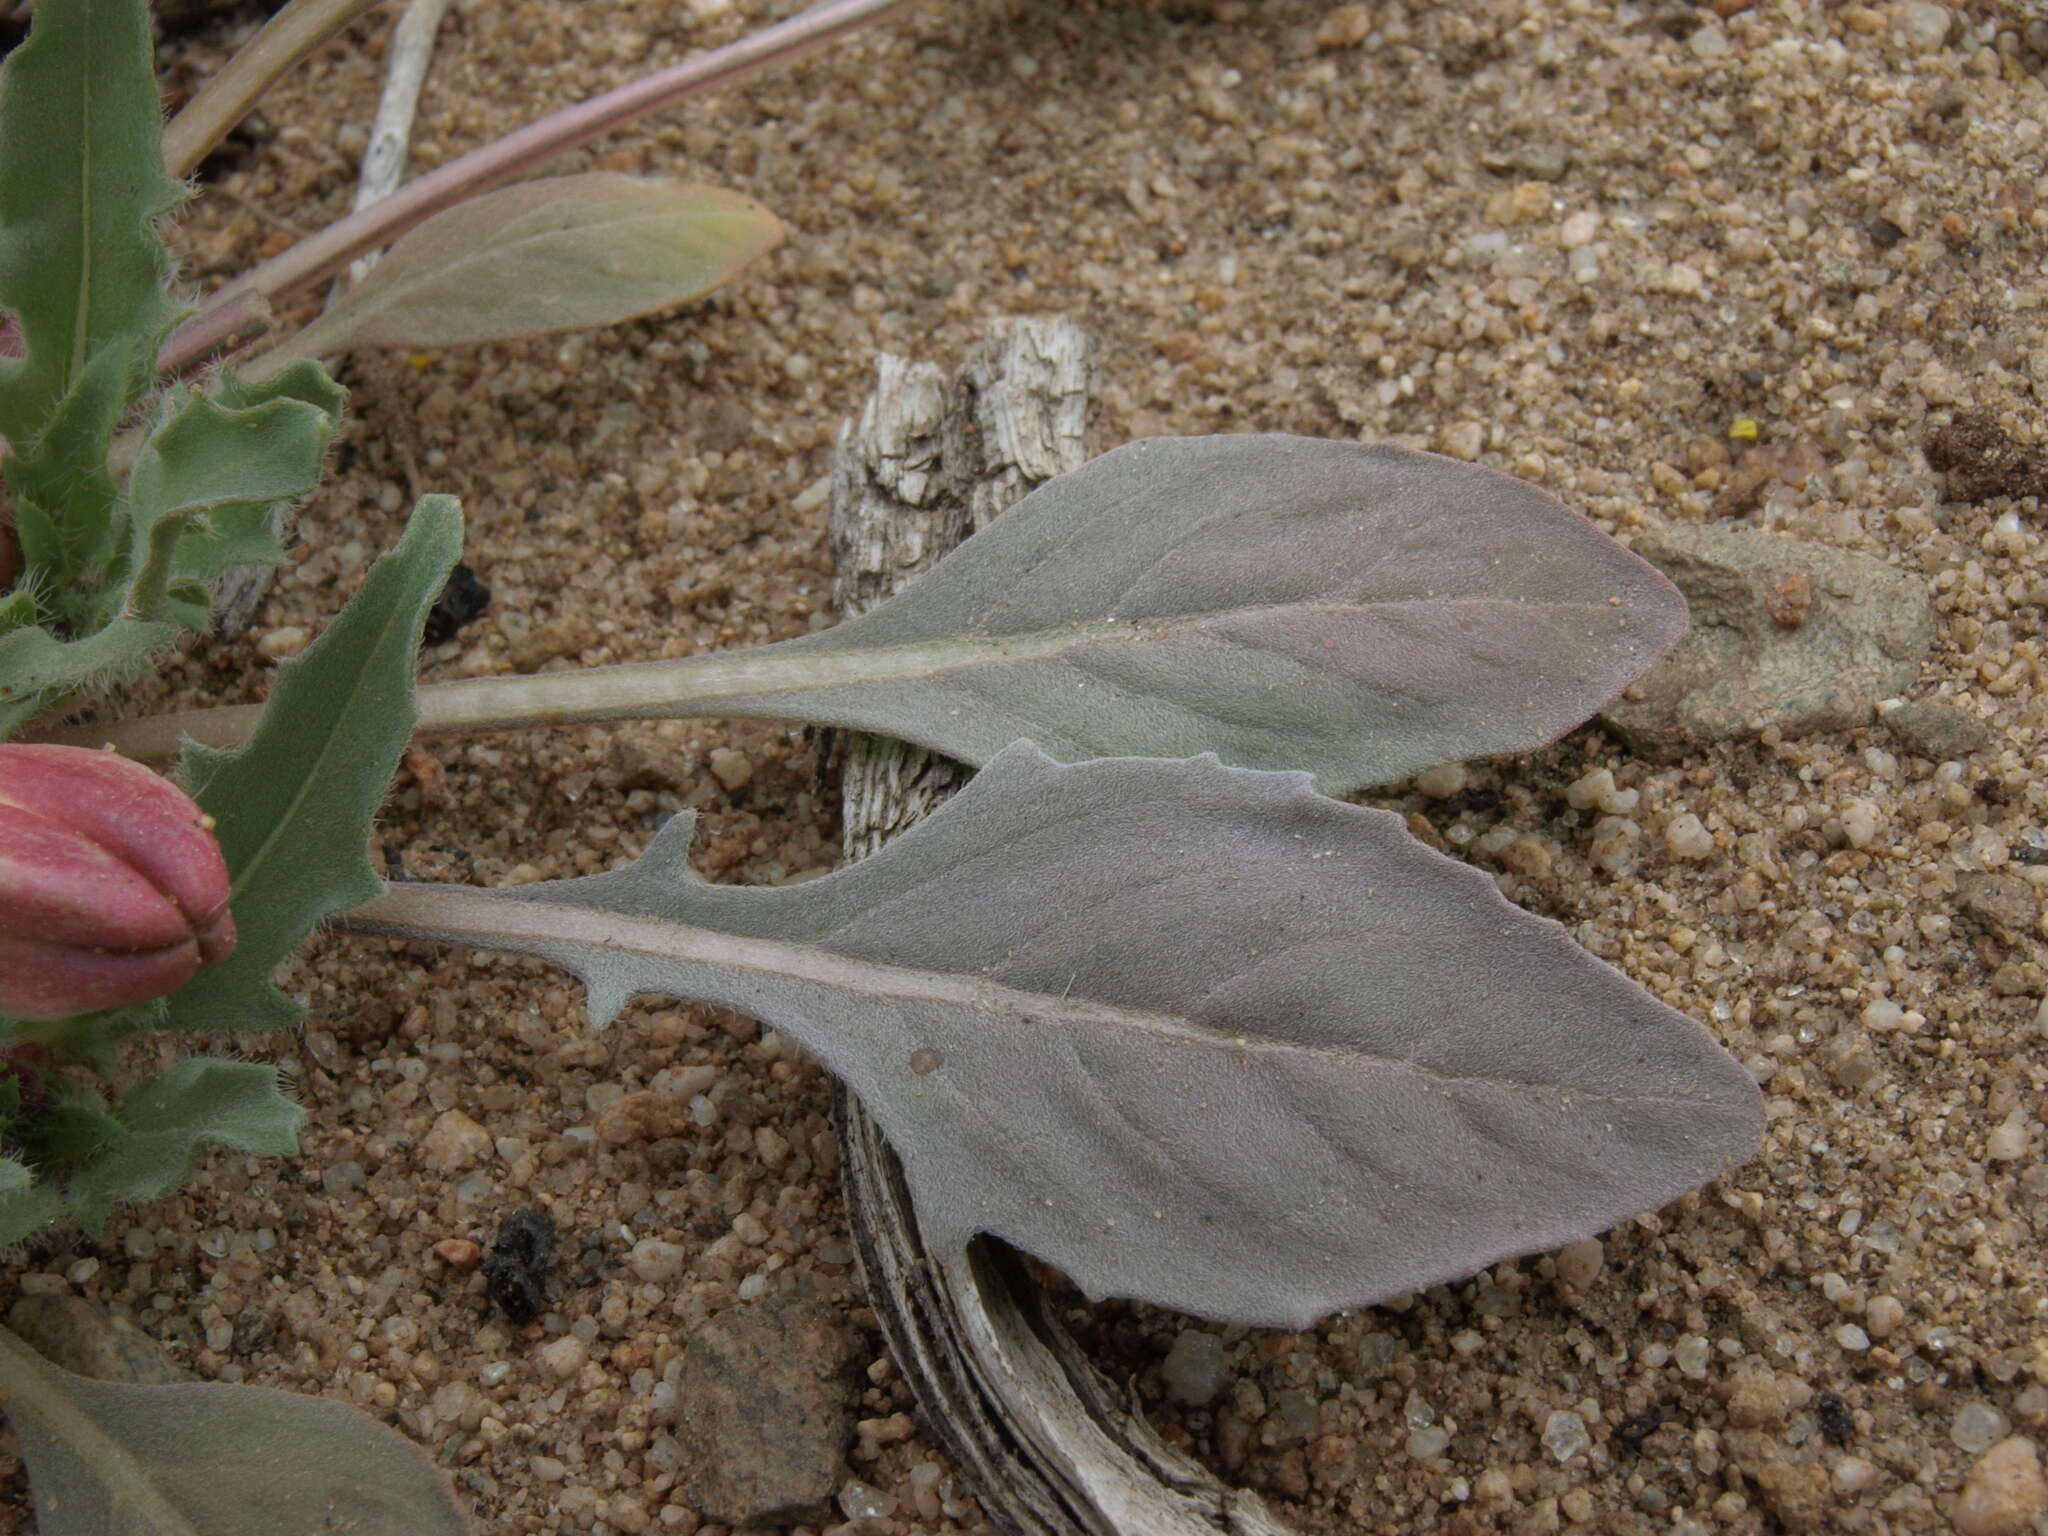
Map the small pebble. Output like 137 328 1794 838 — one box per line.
1542 1409 1590 1463
1559 210 1600 249
421 1110 494 1172
1952 1437 2046 1536
257 626 309 660
433 1238 484 1271
539 1334 588 1380
1555 1239 1604 1291
1161 1329 1228 1407
1414 763 1468 798
1834 1455 1877 1494
1566 767 1638 815
1954 1403 2016 1456
1895 0 1950 50
1407 1425 1451 1459
1986 1113 2030 1162
1675 1335 1712 1379
838 1479 896 1520
708 748 753 791
1664 813 1713 860
1840 798 1883 849
629 1239 687 1283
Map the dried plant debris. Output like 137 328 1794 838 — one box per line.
482 1208 556 1325
1927 410 2048 505
423 562 492 646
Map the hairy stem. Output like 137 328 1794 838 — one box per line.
158 0 921 374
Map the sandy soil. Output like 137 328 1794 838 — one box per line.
4 0 2047 1532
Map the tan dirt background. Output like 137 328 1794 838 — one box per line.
6 0 2048 1532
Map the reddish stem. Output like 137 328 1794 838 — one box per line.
158 0 920 376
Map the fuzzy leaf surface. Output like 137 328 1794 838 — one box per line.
0 1060 299 1244
354 745 1762 1329
48 1060 303 1233
0 1323 471 1535
0 616 178 739
425 435 1687 793
262 173 783 360
0 0 180 443
169 497 461 1033
171 362 349 585
114 386 337 624
5 341 139 596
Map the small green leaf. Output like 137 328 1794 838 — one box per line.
0 586 38 640
3 339 141 595
0 0 182 444
25 1092 123 1171
0 1176 66 1249
0 615 178 740
169 496 462 1032
116 387 337 624
58 1059 303 1231
0 1323 474 1535
162 366 348 592
261 173 783 362
211 357 347 419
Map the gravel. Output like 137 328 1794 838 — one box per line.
4 4 2042 1534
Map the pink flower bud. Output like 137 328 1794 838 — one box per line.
0 744 236 1019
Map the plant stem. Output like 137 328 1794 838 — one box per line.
37 622 1109 763
157 0 923 375
0 1326 202 1536
161 0 389 180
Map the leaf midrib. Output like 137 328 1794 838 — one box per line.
348 881 1738 1111
223 556 424 910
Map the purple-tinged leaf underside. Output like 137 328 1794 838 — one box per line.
400 434 1690 794
351 745 1761 1329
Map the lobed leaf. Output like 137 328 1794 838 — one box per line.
0 1060 301 1245
353 744 1763 1330
56 1060 303 1233
4 341 141 600
0 1323 472 1535
256 173 785 364
113 383 340 624
169 497 462 1033
0 616 179 741
0 1176 67 1249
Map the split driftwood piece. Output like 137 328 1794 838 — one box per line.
829 318 1292 1536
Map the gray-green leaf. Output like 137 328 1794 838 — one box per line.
407 435 1689 794
169 496 461 1033
0 1323 472 1535
254 172 784 365
351 744 1763 1330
